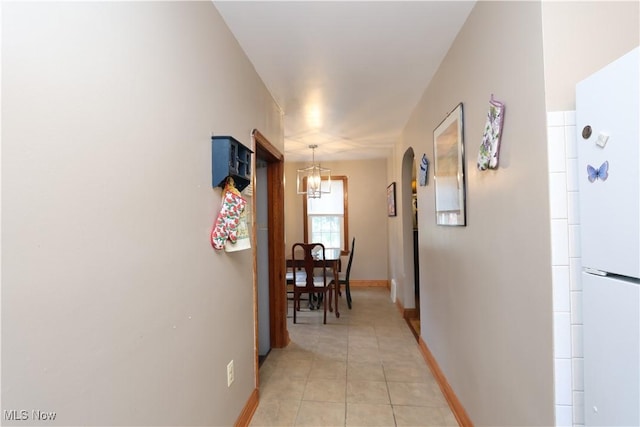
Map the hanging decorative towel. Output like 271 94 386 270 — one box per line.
225 206 251 252
210 178 247 251
418 154 429 186
477 95 505 170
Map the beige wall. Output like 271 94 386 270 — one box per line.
394 2 555 425
542 1 640 111
390 1 639 424
284 159 389 280
2 2 282 425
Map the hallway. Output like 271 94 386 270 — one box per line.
250 288 458 426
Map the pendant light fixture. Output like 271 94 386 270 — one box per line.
296 144 331 198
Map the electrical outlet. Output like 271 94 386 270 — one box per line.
227 360 234 387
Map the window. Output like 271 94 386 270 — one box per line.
309 216 341 249
303 176 349 254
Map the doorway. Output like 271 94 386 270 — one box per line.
256 158 270 363
402 147 420 339
252 130 288 386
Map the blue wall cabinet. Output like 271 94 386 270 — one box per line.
211 136 253 191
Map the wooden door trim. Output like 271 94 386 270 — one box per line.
252 130 288 357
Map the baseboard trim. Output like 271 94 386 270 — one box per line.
235 388 259 427
350 279 388 288
394 297 418 319
418 337 473 427
403 308 419 319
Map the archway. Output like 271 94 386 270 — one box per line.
401 147 420 337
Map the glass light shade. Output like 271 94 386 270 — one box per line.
297 164 331 199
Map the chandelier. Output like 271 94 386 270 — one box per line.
296 144 331 199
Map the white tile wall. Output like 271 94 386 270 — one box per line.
567 192 580 225
547 111 566 126
557 405 573 427
554 312 572 359
570 291 583 324
550 173 569 219
552 266 571 312
555 358 573 405
568 225 581 258
566 159 579 192
569 258 582 291
573 391 585 425
551 219 570 266
548 126 568 172
548 111 584 427
571 325 583 358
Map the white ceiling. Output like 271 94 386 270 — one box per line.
214 1 475 162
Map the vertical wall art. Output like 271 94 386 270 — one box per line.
387 182 397 217
477 94 505 170
433 103 466 226
418 154 429 186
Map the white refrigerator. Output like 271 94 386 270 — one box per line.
576 47 640 427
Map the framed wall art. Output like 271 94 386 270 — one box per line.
433 103 467 226
387 182 397 217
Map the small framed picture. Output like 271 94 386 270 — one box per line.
387 182 397 217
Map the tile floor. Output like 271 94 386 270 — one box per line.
249 287 458 426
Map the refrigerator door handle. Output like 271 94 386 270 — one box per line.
584 268 607 276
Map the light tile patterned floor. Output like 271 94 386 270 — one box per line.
250 287 459 427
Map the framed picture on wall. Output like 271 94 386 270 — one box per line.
387 182 397 217
433 103 467 226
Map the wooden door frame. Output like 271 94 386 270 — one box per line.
251 129 288 387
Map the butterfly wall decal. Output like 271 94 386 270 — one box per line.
587 161 609 183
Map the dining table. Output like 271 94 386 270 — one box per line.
286 247 341 319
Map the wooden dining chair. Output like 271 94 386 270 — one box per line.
285 261 305 314
334 237 355 309
290 242 334 324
